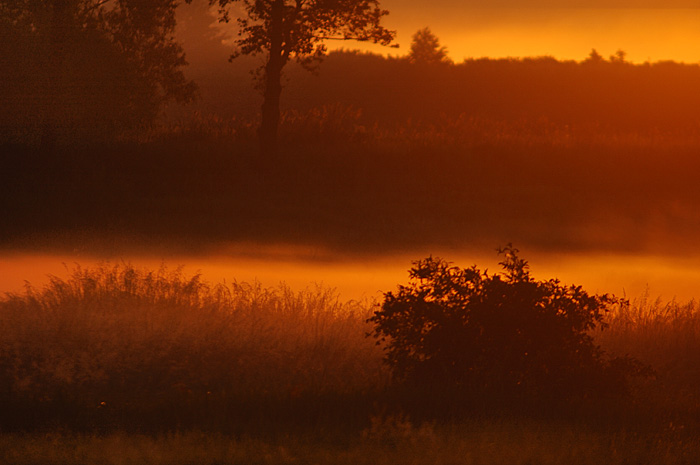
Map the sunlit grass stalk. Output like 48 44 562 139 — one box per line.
596 291 700 416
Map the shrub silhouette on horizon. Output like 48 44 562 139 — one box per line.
369 246 644 404
408 27 452 65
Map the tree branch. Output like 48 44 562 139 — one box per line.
313 36 371 41
83 0 111 14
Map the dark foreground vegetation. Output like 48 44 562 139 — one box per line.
369 246 648 414
3 423 700 465
2 256 700 463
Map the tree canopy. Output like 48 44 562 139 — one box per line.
205 0 395 154
211 0 395 66
0 0 196 145
408 27 451 65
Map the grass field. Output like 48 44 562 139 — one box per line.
2 421 699 465
2 263 700 463
3 112 700 257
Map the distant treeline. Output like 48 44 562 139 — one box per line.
190 50 700 132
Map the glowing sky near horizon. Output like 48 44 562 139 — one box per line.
3 251 700 303
324 6 700 64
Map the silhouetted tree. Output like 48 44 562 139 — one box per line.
369 246 644 406
0 0 196 146
204 0 395 155
585 48 605 64
408 27 451 65
610 49 628 63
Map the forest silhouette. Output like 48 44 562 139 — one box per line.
268 49 700 131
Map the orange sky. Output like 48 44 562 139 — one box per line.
325 7 700 64
207 4 700 64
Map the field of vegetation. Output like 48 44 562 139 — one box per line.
5 24 700 461
3 111 700 259
2 261 700 463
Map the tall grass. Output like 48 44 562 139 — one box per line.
1 420 699 465
148 107 700 151
596 292 700 421
3 262 700 434
0 263 387 432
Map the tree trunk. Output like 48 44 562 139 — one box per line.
41 0 70 149
258 0 286 156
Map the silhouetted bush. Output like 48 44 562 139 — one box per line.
369 246 645 408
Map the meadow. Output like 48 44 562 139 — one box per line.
4 52 700 463
3 110 700 259
2 263 700 463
